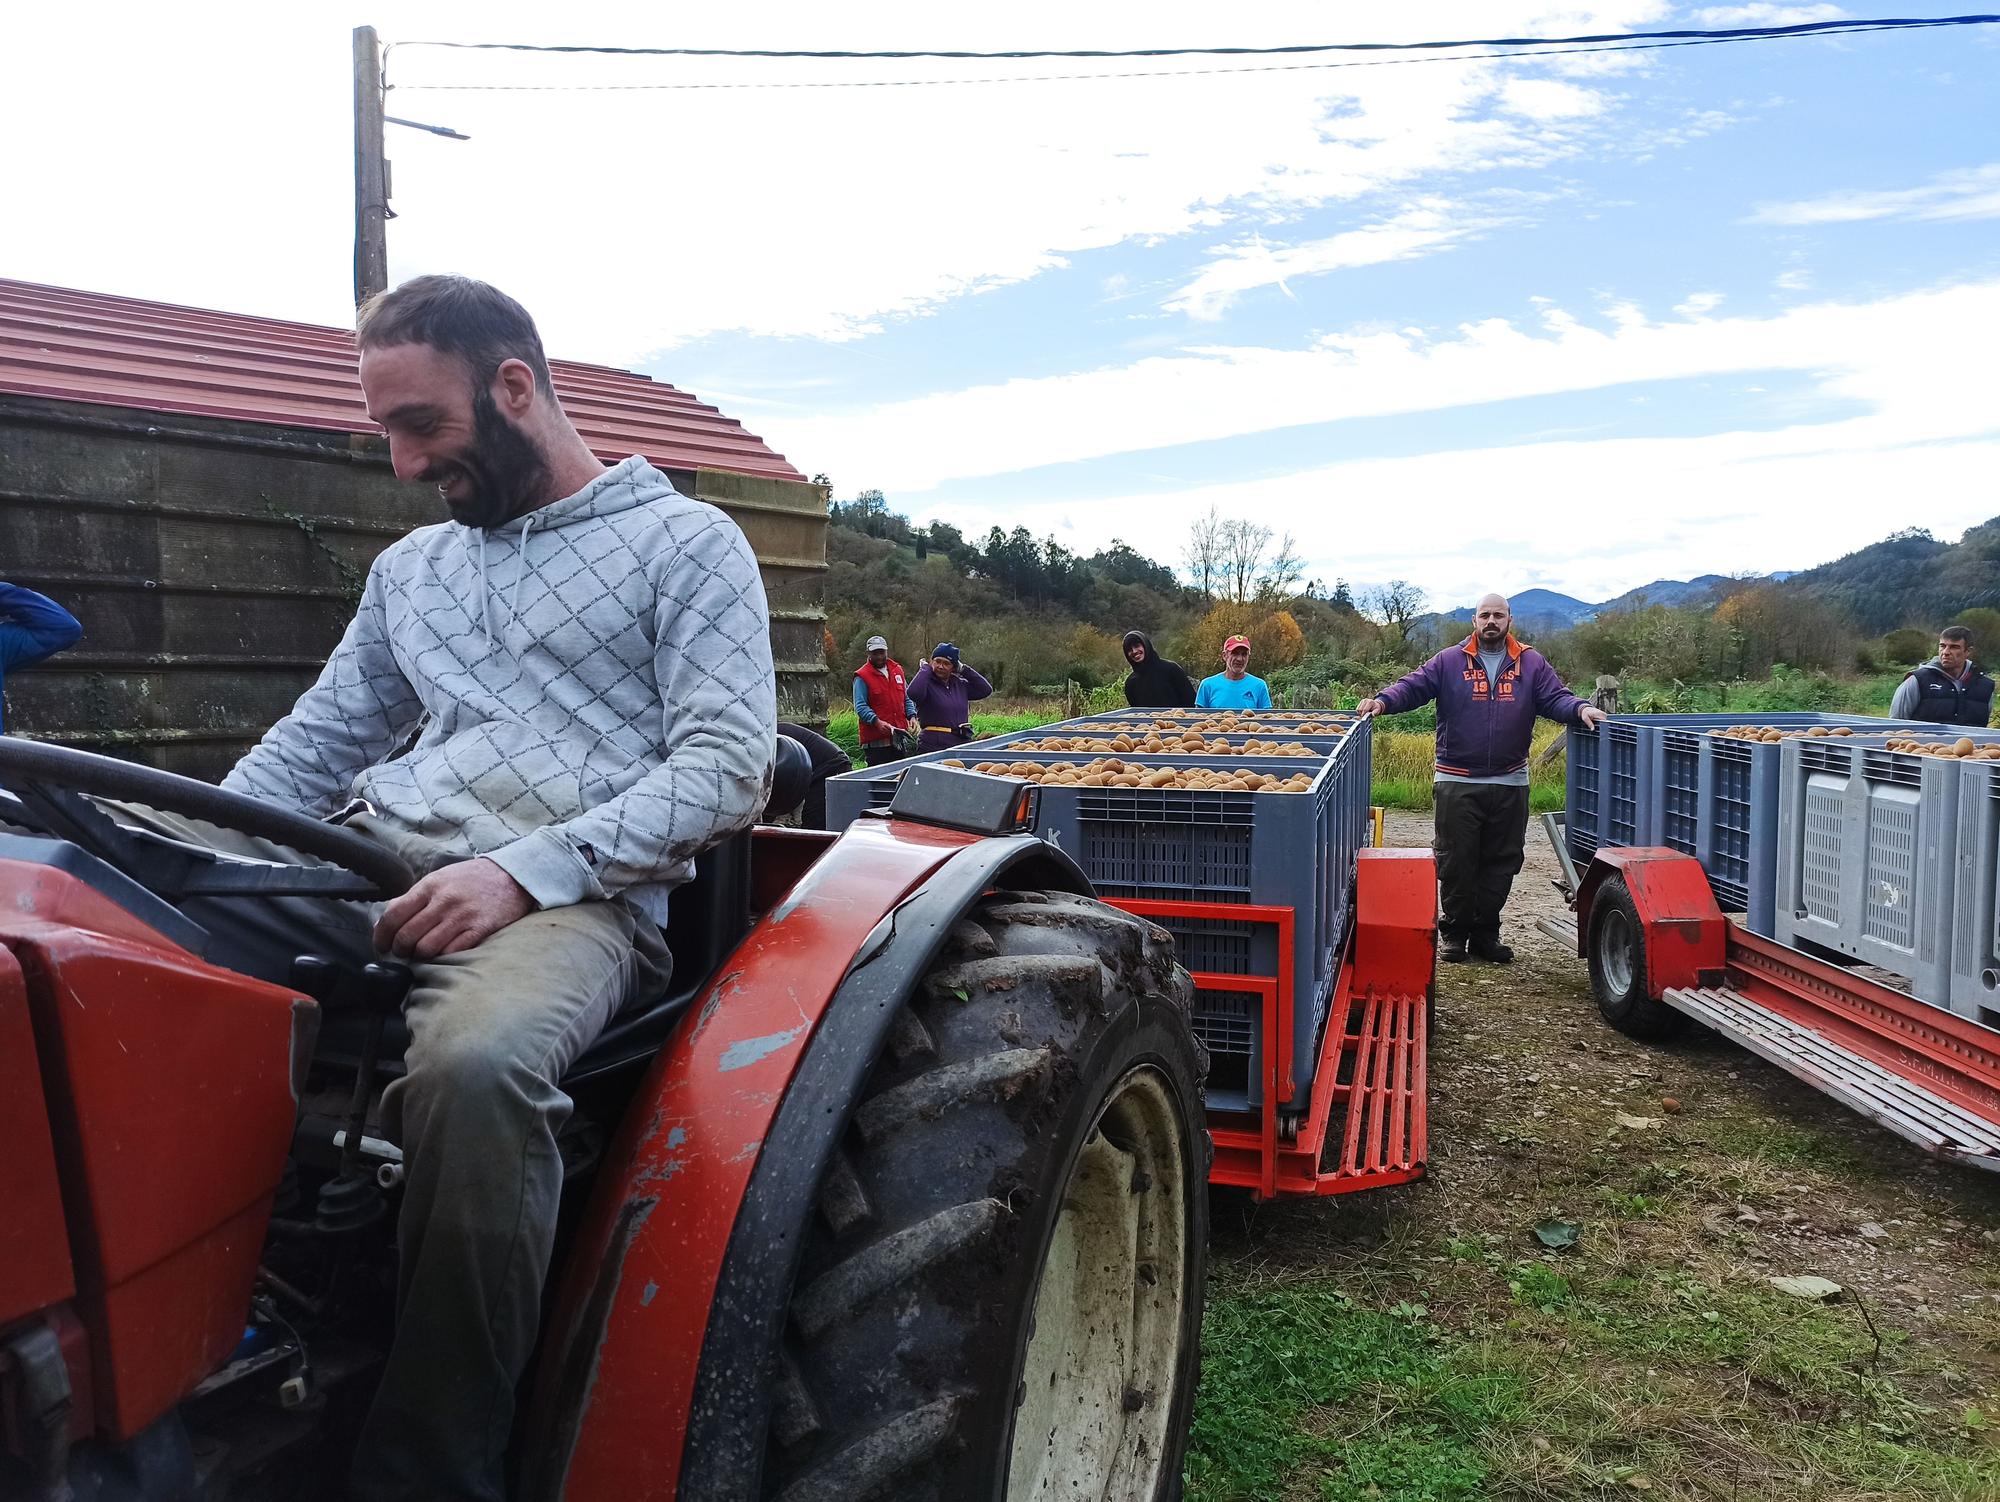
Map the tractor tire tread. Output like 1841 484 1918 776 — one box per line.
760 891 1207 1501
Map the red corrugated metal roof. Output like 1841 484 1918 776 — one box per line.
0 278 806 483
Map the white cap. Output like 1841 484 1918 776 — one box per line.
865 635 889 651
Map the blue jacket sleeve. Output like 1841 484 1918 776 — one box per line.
853 674 876 724
1375 653 1445 715
961 666 994 704
0 584 84 671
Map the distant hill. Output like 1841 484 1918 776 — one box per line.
1773 519 2000 634
1417 573 1775 635
1410 517 2000 643
1596 574 1740 613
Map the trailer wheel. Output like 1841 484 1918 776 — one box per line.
1587 876 1685 1040
763 890 1210 1502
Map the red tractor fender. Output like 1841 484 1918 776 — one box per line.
1573 847 1728 998
521 815 1092 1501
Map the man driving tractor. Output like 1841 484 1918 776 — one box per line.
39 275 778 1499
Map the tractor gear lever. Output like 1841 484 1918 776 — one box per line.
316 961 413 1235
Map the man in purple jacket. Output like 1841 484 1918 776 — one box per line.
1358 594 1605 964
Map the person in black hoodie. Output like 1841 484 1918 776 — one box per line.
1122 630 1197 708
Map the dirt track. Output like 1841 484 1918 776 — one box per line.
1193 809 2000 1499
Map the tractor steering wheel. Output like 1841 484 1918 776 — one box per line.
0 739 416 901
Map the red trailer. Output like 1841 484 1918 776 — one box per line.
1543 836 2000 1173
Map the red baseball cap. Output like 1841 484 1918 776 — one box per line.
1224 635 1251 652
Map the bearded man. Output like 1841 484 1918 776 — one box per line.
84 275 777 1498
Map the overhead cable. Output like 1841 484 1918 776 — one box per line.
388 14 2000 63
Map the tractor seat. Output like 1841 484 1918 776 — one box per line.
312 735 815 1089
559 734 810 1083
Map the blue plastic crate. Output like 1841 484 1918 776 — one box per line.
1565 719 1650 866
1568 713 1928 934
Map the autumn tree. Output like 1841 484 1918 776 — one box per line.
1254 609 1308 667
1177 602 1258 672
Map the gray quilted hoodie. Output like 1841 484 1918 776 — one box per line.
225 456 776 923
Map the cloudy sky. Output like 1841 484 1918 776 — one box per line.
9 3 1997 612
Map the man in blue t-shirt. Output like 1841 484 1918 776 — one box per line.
1195 634 1272 710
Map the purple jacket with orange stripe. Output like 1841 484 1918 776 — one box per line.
1373 635 1588 777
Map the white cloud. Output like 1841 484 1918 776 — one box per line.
1774 267 1814 291
1165 201 1498 320
922 429 1997 607
1673 290 1725 317
806 272 2000 603
771 279 2000 492
1497 77 1606 122
1748 164 2000 226
1690 4 1847 25
0 1 1675 360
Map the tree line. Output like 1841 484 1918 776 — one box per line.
821 485 2000 703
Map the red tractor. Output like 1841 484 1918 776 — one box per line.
0 740 1213 1499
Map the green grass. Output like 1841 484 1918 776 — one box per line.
1371 722 1569 814
1188 1285 1512 1501
1615 671 1907 716
1188 1257 2000 1500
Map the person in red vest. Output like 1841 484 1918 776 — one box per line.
852 634 917 764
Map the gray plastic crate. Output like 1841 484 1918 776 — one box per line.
1570 713 1927 933
975 726 1351 760
823 728 1372 1111
826 748 1326 823
1066 709 1361 732
1774 737 1968 1006
1651 716 1926 935
1951 758 2000 1026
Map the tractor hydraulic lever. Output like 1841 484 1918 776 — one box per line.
313 959 412 1234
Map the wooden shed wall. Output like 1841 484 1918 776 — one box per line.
0 397 828 783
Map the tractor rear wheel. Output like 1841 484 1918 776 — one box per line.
762 889 1211 1502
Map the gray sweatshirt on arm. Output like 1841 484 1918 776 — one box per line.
224 456 776 924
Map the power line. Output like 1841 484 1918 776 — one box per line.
387 14 2000 62
387 25 1979 93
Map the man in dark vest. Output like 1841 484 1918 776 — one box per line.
852 634 917 764
1888 626 1995 726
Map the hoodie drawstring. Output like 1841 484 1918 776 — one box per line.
475 530 493 649
470 513 538 650
509 512 536 636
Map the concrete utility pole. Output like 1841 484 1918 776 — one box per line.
353 25 389 307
